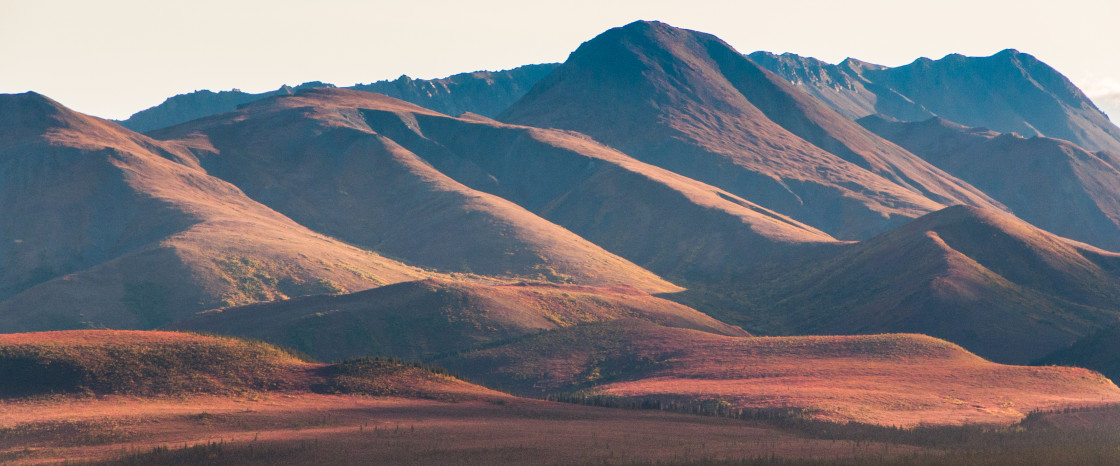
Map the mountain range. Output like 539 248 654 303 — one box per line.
750 49 1120 153
0 92 435 331
117 64 558 133
5 20 1120 426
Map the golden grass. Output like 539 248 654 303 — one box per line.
1 331 918 464
439 322 1120 426
0 330 492 399
0 394 919 465
0 330 217 346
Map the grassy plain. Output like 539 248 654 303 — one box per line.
439 321 1120 425
1 394 924 465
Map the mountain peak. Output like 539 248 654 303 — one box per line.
868 204 1007 236
0 91 72 123
503 21 1020 240
620 19 675 32
0 91 119 149
919 203 995 225
578 19 724 55
793 48 1120 152
838 57 886 72
910 56 935 66
896 205 1102 261
2 90 54 105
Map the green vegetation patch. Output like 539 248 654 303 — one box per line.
214 256 284 305
213 257 348 307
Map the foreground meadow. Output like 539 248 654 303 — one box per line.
4 330 1120 464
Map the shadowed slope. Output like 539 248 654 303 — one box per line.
0 330 307 397
755 50 1120 153
116 82 331 133
738 205 1120 363
714 44 1001 212
302 89 835 281
120 64 556 133
154 88 836 287
172 279 748 362
438 320 1120 426
861 115 1120 251
0 92 430 331
501 21 1002 239
1036 323 1120 384
865 50 1120 153
152 90 678 293
350 63 559 117
747 52 933 121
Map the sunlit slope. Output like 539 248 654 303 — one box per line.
0 92 429 331
153 88 840 287
153 90 679 293
438 320 1120 426
0 330 494 399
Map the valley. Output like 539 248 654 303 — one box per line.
4 16 1120 465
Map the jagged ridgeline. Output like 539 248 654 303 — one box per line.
118 64 558 133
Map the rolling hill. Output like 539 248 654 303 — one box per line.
152 87 835 286
9 18 1120 441
753 49 1120 153
733 205 1120 363
149 89 680 292
0 92 433 331
4 329 1119 464
860 115 1120 251
0 330 494 400
500 20 1003 239
0 330 921 466
172 279 748 362
438 319 1120 426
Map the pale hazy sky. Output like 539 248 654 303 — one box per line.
3 0 1119 120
